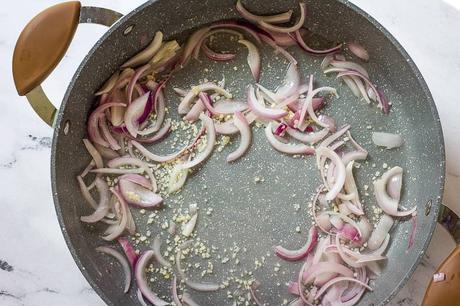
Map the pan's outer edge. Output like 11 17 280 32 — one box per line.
50 1 446 305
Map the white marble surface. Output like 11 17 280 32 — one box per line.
1 0 460 305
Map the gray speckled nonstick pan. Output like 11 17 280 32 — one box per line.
12 0 445 305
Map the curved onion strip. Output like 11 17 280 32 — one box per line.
178 83 232 114
348 42 369 61
124 92 150 137
239 39 261 81
181 113 216 169
227 111 252 162
91 168 144 175
269 29 305 47
102 188 130 241
99 116 122 150
249 281 263 306
304 86 338 129
119 179 163 208
368 214 394 250
152 235 172 268
213 100 248 114
303 261 354 284
88 102 126 147
174 87 188 96
94 143 120 160
95 246 131 293
294 30 342 55
184 99 206 122
134 120 171 144
275 226 318 261
236 0 293 24
122 31 163 68
96 71 120 96
318 124 350 150
316 147 345 201
181 27 210 66
259 3 305 33
81 178 110 223
77 175 98 209
168 163 189 193
175 245 220 291
210 20 263 43
83 139 104 169
260 34 298 65
315 277 372 300
374 167 416 217
330 60 369 78
298 255 314 306
276 64 300 100
286 127 329 145
387 172 403 202
341 76 361 97
137 289 149 306
248 85 287 119
127 64 151 105
118 236 139 268
138 83 166 136
372 132 403 149
215 112 257 135
201 43 236 61
182 214 198 237
343 161 364 215
135 250 169 306
171 276 183 306
265 122 314 155
108 156 157 191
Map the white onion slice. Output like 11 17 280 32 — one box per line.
259 3 305 33
238 39 261 82
372 132 403 149
367 214 394 250
374 167 416 217
227 111 252 162
178 83 232 114
135 250 169 305
95 246 131 293
248 85 287 120
265 122 315 155
122 31 163 68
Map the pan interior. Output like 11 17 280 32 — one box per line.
52 0 444 305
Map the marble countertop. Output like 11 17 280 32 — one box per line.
1 0 459 305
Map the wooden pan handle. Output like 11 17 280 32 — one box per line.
13 1 81 96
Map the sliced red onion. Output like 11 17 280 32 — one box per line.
118 237 139 269
408 212 417 249
275 226 318 261
260 34 298 65
171 276 183 306
259 3 305 33
127 64 151 104
94 143 120 160
330 215 344 230
83 139 104 169
99 116 122 151
95 246 131 293
138 84 166 136
249 281 263 306
124 92 150 137
135 250 169 306
276 64 300 100
88 102 126 148
374 167 416 217
298 255 314 305
215 112 257 135
330 60 369 78
80 178 110 223
122 31 163 68
274 122 288 136
184 99 206 122
368 214 394 251
342 161 364 215
302 86 338 129
315 277 372 300
341 76 361 97
294 30 342 55
151 235 171 268
387 171 402 202
213 100 248 114
316 147 345 201
265 122 314 155
178 83 232 115
348 42 369 61
201 43 236 61
102 188 130 241
236 0 293 24
288 281 300 296
119 179 163 208
355 217 372 245
108 156 157 191
268 29 307 47
77 175 98 209
318 115 336 133
196 29 244 61
91 168 144 175
135 120 171 144
303 261 354 284
95 71 120 96
238 39 261 82
174 87 188 96
181 27 210 66
227 111 252 162
137 289 148 306
210 20 264 43
318 124 350 149
248 85 287 119
372 132 403 149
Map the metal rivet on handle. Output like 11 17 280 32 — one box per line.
123 25 134 35
63 120 71 135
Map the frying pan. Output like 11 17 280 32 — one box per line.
12 1 448 305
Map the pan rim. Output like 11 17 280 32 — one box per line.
50 1 445 305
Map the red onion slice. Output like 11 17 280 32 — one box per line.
294 30 342 55
201 43 236 61
118 237 139 269
108 156 157 191
152 235 172 268
80 178 110 223
286 127 329 144
330 60 369 78
248 85 287 120
95 246 131 293
260 35 298 65
268 29 306 47
227 111 252 162
367 214 394 251
91 168 144 175
373 167 416 217
77 175 98 209
347 42 370 61
95 71 120 96
178 83 232 114
249 281 263 306
119 179 163 208
124 92 150 137
275 226 318 261
302 86 338 129
127 64 151 105
122 31 163 68
134 120 171 144
83 139 104 169
135 250 169 306
276 63 300 100
181 27 210 66
102 188 130 241
315 277 372 300
372 132 403 149
265 122 315 155
184 99 206 122
316 147 345 201
210 20 263 43
88 102 126 148
303 261 354 284
239 39 261 81
213 100 248 114
259 3 305 33
171 276 183 306
138 83 166 136
94 143 120 160
99 116 122 151
236 0 293 24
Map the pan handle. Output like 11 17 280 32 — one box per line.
12 2 122 127
422 202 460 306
